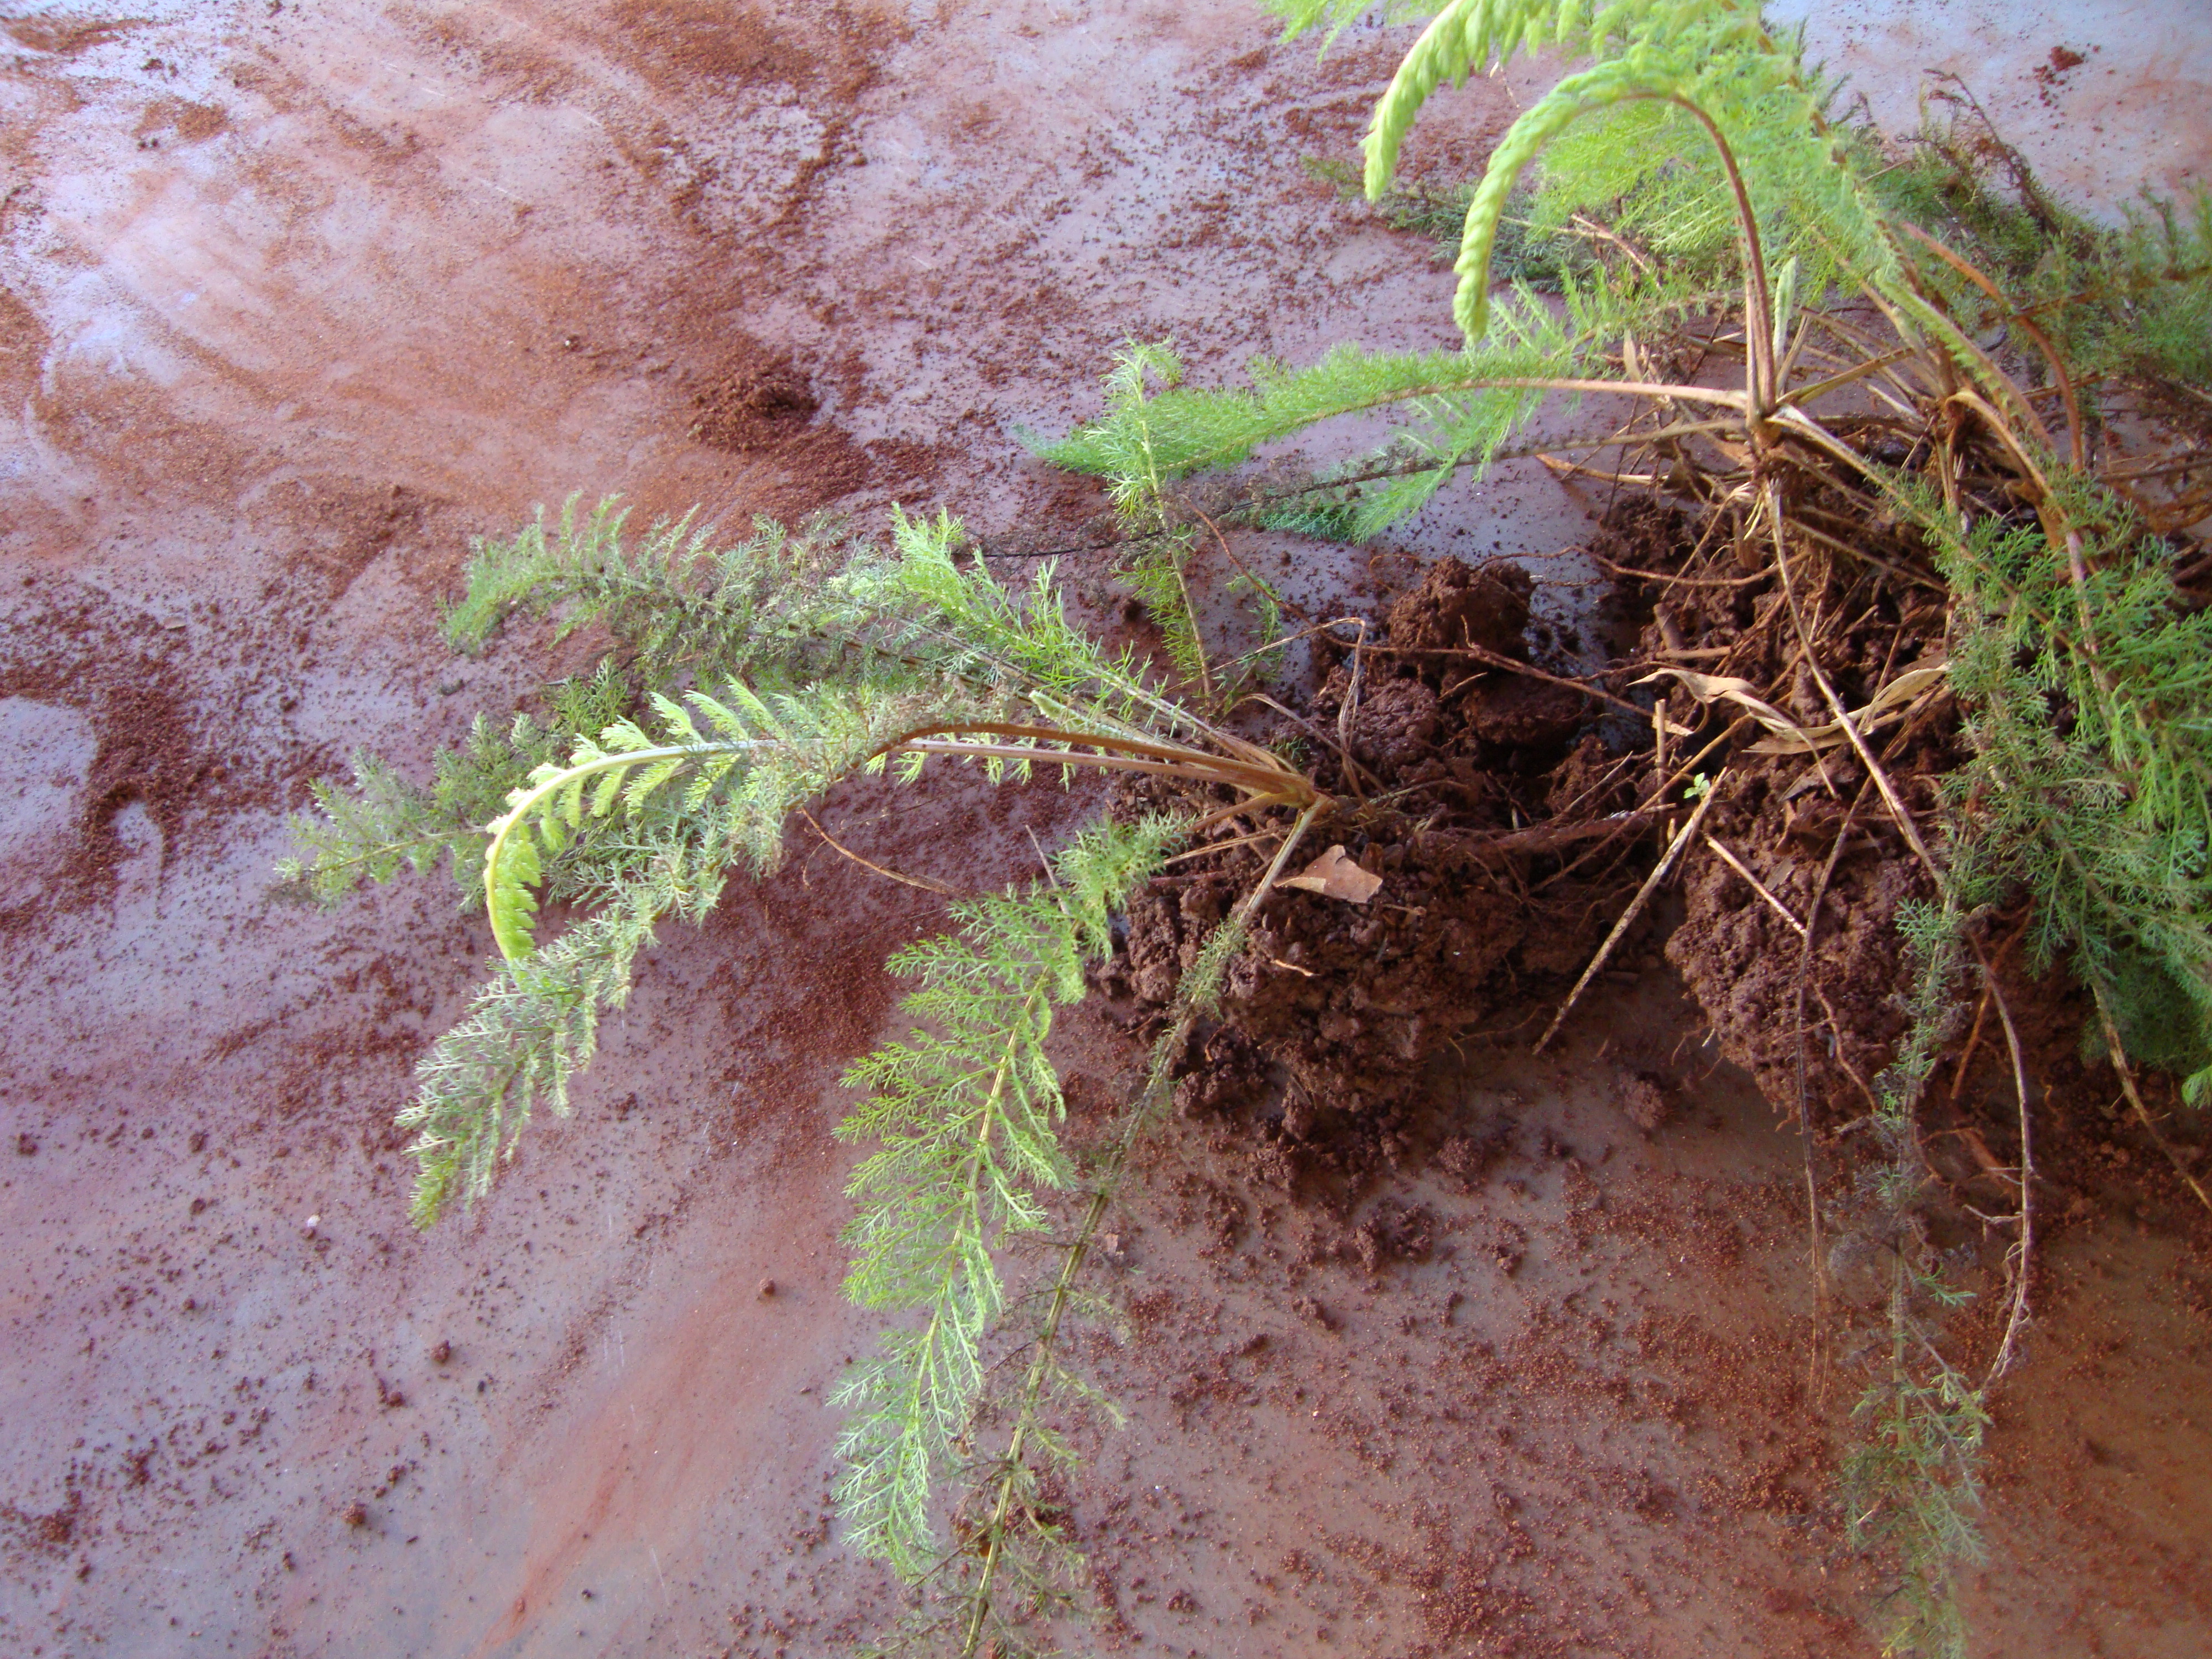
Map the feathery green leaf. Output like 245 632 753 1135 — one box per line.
830 817 1183 1575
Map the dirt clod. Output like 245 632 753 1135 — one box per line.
1618 1072 1671 1134
1384 558 1532 657
1116 554 1636 1136
691 340 820 452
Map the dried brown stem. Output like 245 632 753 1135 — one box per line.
1899 222 2084 471
1334 625 1655 720
1948 986 1994 1104
1535 779 1724 1052
1766 488 1943 880
1978 960 2036 1391
1702 832 1806 937
2093 988 2212 1214
796 806 959 898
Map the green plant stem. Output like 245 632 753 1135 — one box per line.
956 802 1323 1657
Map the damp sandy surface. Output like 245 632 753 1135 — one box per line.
1776 0 2212 211
0 4 2206 1658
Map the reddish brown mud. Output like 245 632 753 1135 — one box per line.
0 5 2206 1659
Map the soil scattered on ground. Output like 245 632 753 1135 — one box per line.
0 4 2205 1657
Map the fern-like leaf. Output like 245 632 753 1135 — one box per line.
1364 0 1605 201
301 505 1298 1227
400 884 677 1225
830 817 1182 1576
1042 315 1578 540
276 662 633 910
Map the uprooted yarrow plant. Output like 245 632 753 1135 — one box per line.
285 2 2212 1655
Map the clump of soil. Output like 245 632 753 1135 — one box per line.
690 338 822 452
1104 490 2030 1181
1598 487 1962 1128
1663 765 1933 1124
1105 549 1661 1151
1381 555 1532 656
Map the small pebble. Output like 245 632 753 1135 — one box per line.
757 1277 776 1299
302 1214 320 1237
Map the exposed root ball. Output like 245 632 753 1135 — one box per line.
1110 554 1648 1141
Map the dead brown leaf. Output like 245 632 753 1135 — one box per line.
1276 844 1383 904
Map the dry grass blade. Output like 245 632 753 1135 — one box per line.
1702 832 1806 937
1743 663 1950 756
1636 665 1810 744
1897 222 2085 470
1766 490 1943 880
2094 989 2212 1214
1535 779 1724 1053
1978 961 2036 1390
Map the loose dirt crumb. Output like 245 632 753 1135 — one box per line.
1618 1070 1671 1133
691 340 821 453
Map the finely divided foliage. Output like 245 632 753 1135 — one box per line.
1045 4 2211 1654
284 493 1317 1612
284 503 1312 1225
831 818 1181 1576
281 662 632 912
1042 328 1577 542
285 4 2212 1653
1053 0 2151 541
1927 481 2212 1101
1037 341 1293 698
1064 0 2212 1097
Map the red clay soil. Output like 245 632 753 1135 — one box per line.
1 5 2207 1659
1110 553 1643 1135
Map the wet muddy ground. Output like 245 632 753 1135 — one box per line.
1 3 2207 1657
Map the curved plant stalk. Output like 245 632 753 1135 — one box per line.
479 709 1322 964
851 805 1324 1659
832 817 1190 1579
